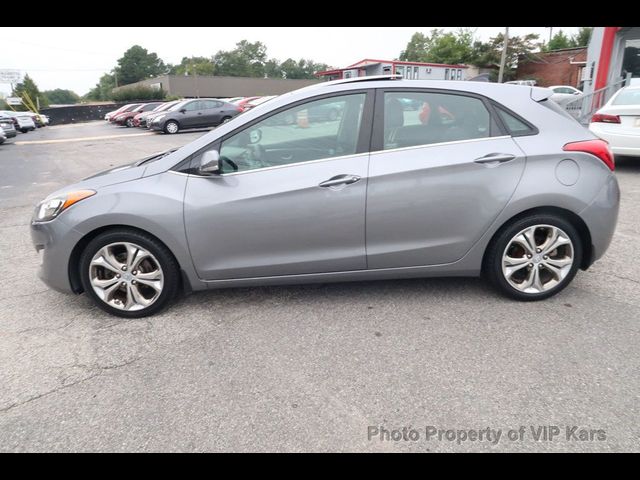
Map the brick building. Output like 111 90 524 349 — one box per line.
515 47 587 88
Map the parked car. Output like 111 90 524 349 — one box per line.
0 130 6 144
38 113 50 126
113 102 163 127
589 85 640 157
232 96 260 112
30 76 620 318
134 101 179 128
0 111 36 132
106 104 141 122
505 80 537 86
110 104 142 124
149 98 241 134
241 96 277 113
549 85 583 107
0 114 18 140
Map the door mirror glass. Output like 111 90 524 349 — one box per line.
199 150 220 175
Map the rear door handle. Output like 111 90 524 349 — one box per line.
474 153 516 166
319 174 361 188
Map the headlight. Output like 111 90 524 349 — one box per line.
33 190 96 222
154 114 166 123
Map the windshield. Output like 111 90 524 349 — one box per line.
168 100 189 112
612 88 640 105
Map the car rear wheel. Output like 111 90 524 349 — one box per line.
484 214 582 301
79 229 180 318
221 116 232 124
164 120 179 134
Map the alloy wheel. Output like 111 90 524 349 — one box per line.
501 224 574 294
89 242 164 311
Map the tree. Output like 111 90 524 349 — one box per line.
399 29 477 65
43 88 80 105
114 45 167 85
546 30 572 51
481 33 541 81
12 74 48 110
85 73 116 101
277 58 330 79
572 27 592 47
213 40 268 77
168 56 215 76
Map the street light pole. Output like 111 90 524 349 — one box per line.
498 27 510 83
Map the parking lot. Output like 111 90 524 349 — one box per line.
0 121 639 452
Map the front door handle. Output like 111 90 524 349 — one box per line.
319 174 361 188
474 153 516 166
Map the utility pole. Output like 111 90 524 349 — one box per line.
498 27 510 83
549 27 553 44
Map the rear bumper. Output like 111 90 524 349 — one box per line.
579 174 620 265
589 124 640 156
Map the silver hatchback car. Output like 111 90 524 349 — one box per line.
31 76 620 318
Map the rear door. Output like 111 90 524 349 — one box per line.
365 89 528 269
199 100 223 127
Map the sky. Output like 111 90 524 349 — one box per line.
0 27 581 97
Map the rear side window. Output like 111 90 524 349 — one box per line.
383 92 491 150
493 106 535 135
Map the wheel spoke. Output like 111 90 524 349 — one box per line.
130 284 153 307
92 276 119 290
545 257 573 269
91 247 123 274
542 229 571 255
514 227 537 255
504 255 530 278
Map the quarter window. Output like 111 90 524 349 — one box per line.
494 105 535 135
218 93 366 173
383 92 491 150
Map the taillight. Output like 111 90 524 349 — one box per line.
591 113 620 124
563 139 615 171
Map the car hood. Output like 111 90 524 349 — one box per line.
40 149 178 200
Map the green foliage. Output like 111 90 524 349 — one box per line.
85 73 116 101
399 29 476 64
168 56 216 76
213 40 268 77
572 27 592 47
12 74 49 110
43 88 80 105
111 86 167 102
546 30 573 50
114 45 167 85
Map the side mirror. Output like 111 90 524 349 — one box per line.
180 108 187 114
199 150 220 175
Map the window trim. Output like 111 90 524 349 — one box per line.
370 87 504 153
182 89 375 176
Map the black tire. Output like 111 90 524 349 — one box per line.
79 229 181 318
163 120 179 134
125 118 134 128
20 129 28 133
484 213 583 301
220 116 232 125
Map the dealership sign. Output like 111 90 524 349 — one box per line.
5 97 22 106
0 70 22 84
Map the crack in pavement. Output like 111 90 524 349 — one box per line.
0 357 141 414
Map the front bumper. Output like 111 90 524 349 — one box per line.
579 174 621 265
30 217 84 294
1 128 17 138
149 122 163 131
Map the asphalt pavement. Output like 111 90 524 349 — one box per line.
0 121 638 452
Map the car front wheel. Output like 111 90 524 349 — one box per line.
79 229 180 318
484 214 582 301
164 120 179 134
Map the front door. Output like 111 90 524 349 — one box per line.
183 91 373 280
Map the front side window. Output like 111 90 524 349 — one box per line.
383 91 491 150
184 101 201 112
218 93 366 173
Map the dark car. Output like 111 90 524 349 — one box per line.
135 100 180 128
149 98 241 134
114 102 164 128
